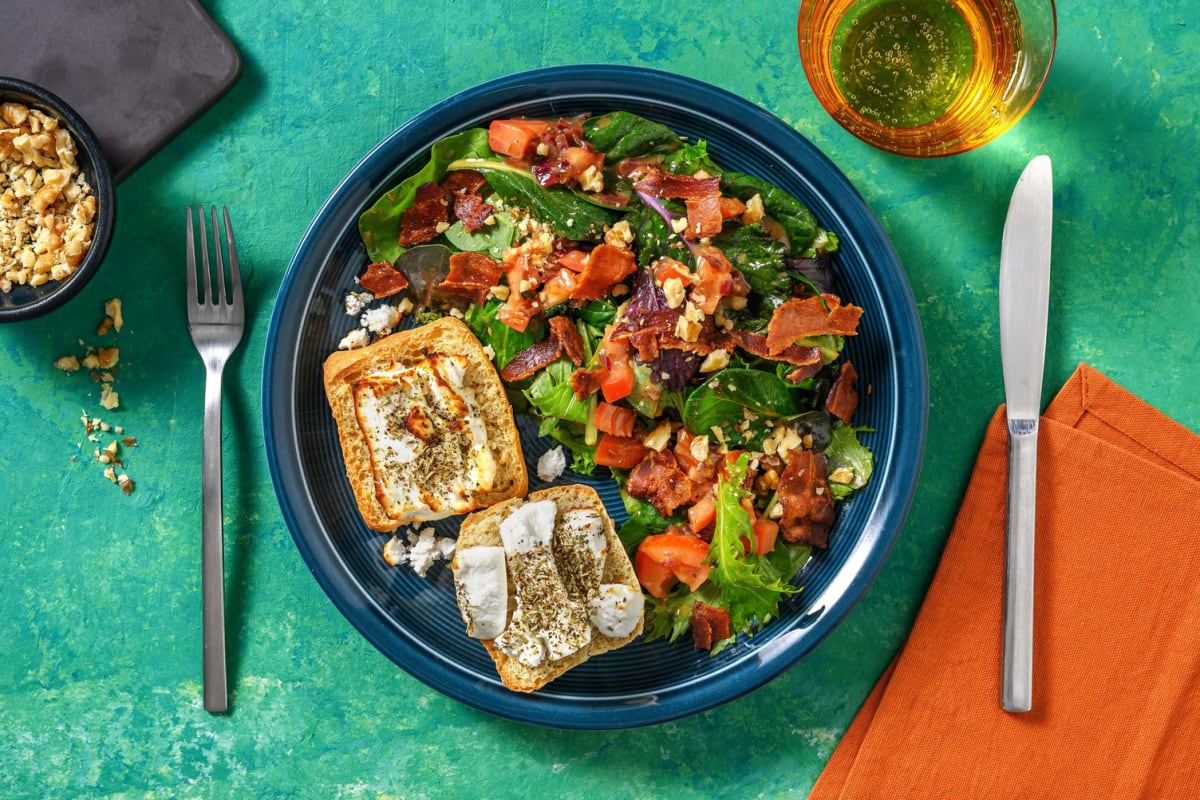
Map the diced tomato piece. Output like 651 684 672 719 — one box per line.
687 490 717 533
488 118 553 160
635 532 711 597
594 433 646 469
497 298 539 333
634 547 678 599
561 146 604 175
598 337 635 403
653 257 692 286
752 519 780 556
570 244 637 301
593 401 637 438
556 249 589 273
600 360 634 403
538 266 577 310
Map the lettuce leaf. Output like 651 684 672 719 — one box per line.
825 423 875 499
707 453 801 635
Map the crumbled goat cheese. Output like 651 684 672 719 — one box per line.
343 290 374 316
360 304 402 336
337 328 370 350
383 527 457 577
536 446 567 482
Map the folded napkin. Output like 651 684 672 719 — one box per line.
811 364 1200 800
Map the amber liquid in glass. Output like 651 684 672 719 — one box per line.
811 0 1022 150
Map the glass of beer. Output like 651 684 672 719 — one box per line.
798 0 1056 157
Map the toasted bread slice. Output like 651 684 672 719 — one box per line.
455 485 644 692
322 317 527 531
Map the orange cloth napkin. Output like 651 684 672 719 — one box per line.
810 364 1200 800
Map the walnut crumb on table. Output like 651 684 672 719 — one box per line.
58 299 139 494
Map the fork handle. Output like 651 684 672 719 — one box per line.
202 362 228 713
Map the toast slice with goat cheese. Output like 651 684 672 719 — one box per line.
454 485 645 692
322 317 527 531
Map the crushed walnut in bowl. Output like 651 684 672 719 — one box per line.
0 77 114 321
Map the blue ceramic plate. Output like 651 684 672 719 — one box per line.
263 65 927 729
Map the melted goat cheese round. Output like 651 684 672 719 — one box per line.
353 352 497 522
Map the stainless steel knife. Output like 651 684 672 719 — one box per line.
999 155 1053 713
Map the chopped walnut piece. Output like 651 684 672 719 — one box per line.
104 298 123 331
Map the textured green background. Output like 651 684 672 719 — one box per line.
2 1 1197 798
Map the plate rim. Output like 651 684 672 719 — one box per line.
262 64 928 729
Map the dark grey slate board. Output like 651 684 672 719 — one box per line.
1 0 241 182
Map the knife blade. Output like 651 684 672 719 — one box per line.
999 154 1053 713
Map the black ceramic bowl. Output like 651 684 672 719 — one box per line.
0 76 115 321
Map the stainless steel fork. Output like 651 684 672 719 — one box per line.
185 206 244 714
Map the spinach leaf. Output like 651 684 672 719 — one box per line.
442 206 515 259
449 158 618 240
683 368 806 447
577 299 617 329
713 223 792 299
616 491 678 551
663 139 722 177
463 298 545 368
625 197 682 267
720 171 827 257
358 129 493 264
582 111 682 161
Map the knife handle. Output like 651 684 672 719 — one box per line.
1002 421 1038 712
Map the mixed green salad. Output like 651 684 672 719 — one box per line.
349 111 874 653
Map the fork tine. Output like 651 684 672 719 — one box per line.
222 206 242 306
198 206 213 305
209 206 227 305
185 207 198 305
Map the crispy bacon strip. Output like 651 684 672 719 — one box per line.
777 450 835 548
684 194 724 240
570 244 637 301
825 361 860 424
617 307 732 364
358 260 409 298
397 182 449 247
626 449 695 517
548 315 585 366
691 602 732 651
765 294 863 355
441 169 488 196
691 246 738 314
734 330 821 368
570 366 603 400
436 251 505 305
453 193 494 232
634 169 721 199
499 337 563 383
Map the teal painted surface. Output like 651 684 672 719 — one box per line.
2 1 1197 797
